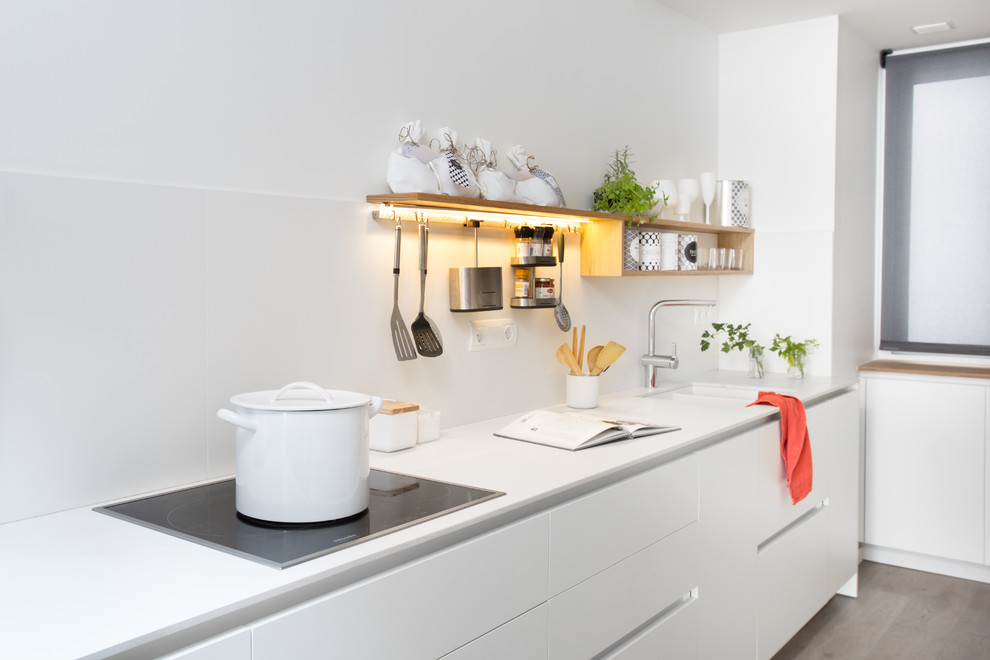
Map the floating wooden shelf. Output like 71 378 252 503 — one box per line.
367 193 755 278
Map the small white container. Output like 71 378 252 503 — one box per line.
566 375 599 409
417 408 441 443
369 400 420 452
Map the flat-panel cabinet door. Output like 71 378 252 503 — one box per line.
864 377 985 563
442 604 548 660
756 402 830 543
826 390 860 595
549 523 698 660
757 504 830 660
697 428 759 660
549 454 699 597
602 596 698 660
160 629 251 660
251 514 549 660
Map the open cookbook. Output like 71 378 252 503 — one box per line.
494 409 680 451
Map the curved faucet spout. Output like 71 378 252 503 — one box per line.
644 299 716 389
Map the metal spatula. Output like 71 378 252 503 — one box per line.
555 231 572 332
390 220 417 361
411 221 443 357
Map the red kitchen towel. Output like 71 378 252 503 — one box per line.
748 392 813 504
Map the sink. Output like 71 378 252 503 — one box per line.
646 383 783 405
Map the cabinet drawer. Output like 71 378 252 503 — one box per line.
161 628 251 660
442 604 548 660
549 522 698 660
251 513 549 660
549 454 699 596
756 402 829 543
602 594 698 660
757 503 830 660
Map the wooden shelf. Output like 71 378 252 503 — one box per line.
367 193 755 278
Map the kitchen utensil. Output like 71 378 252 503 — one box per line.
412 221 443 357
449 222 502 312
554 232 571 332
578 325 586 371
555 342 582 376
390 220 417 361
591 341 626 375
217 381 383 523
586 345 604 374
572 327 578 361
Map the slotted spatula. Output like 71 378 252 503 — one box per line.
411 221 443 357
390 220 417 361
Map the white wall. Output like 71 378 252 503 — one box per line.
716 16 875 377
0 0 720 522
832 20 879 379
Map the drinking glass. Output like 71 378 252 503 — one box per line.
700 172 716 224
676 179 699 221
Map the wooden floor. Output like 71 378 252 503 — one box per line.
774 561 990 659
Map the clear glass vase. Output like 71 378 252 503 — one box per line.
787 354 806 379
748 346 765 379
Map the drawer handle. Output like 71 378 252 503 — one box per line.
757 500 826 553
596 587 699 659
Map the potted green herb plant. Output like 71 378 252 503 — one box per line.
770 334 819 378
700 322 766 378
592 147 663 225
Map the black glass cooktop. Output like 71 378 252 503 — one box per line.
95 470 503 569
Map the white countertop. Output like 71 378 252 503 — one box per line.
0 371 854 659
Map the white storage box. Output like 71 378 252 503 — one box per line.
369 400 420 452
417 408 441 443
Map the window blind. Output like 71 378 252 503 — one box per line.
880 42 990 356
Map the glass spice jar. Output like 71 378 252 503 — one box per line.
514 268 532 298
535 277 555 300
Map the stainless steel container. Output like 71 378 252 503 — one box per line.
712 180 751 227
449 266 503 312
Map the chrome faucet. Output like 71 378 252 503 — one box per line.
643 299 716 389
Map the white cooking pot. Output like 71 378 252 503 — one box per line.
217 381 383 524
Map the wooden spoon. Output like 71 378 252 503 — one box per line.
590 341 626 375
586 345 604 375
577 325 586 371
556 343 583 376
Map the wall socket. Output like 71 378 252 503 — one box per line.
468 319 518 351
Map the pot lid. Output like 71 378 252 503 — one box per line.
230 381 373 412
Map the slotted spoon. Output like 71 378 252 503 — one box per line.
390 220 417 361
411 221 443 357
555 231 572 332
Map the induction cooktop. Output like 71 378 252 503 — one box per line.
95 470 503 569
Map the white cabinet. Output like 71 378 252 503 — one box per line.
697 427 758 660
827 391 861 595
548 454 699 597
754 390 860 660
757 503 830 659
549 524 698 660
442 605 548 660
547 454 701 660
251 513 549 660
756 399 830 544
160 629 251 660
864 377 986 564
600 591 698 660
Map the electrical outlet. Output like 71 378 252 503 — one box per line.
468 319 518 351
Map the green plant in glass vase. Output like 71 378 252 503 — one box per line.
700 322 766 378
770 334 819 379
592 147 664 226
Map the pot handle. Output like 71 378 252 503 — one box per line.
271 381 334 404
217 409 258 433
368 396 383 419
